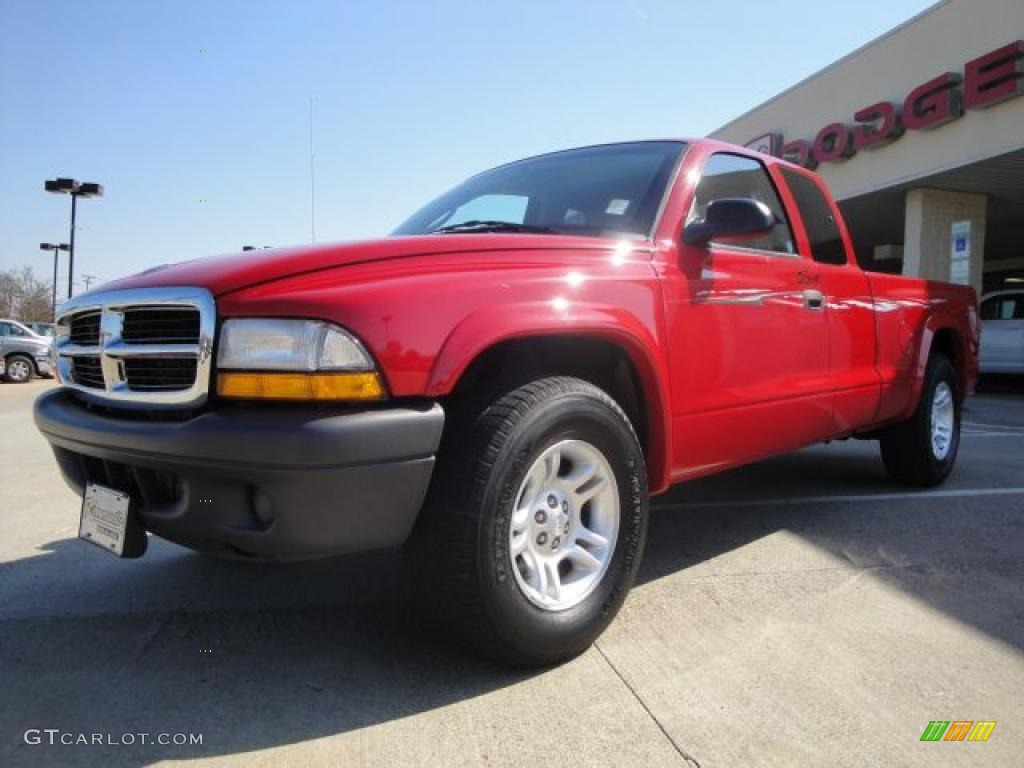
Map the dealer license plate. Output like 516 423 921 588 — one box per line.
79 484 132 556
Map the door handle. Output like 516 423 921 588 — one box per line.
803 290 825 311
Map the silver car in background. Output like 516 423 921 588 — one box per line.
0 319 54 383
979 290 1024 374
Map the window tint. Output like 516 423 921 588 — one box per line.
688 153 794 254
980 294 1023 320
0 323 11 336
779 167 846 264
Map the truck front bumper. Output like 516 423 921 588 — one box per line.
34 388 444 561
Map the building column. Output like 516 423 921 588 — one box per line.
903 188 986 294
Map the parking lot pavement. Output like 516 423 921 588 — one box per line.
1 379 1022 767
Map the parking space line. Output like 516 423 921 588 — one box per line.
963 422 1024 431
654 486 1024 512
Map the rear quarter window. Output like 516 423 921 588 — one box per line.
779 167 847 265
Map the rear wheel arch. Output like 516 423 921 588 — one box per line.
924 326 966 401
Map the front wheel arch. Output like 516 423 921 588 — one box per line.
432 327 672 494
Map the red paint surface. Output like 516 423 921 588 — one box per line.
102 139 978 494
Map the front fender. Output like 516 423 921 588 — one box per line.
426 300 674 493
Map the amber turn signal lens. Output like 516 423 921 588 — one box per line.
217 371 385 401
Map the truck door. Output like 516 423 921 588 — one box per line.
666 152 832 480
777 166 881 433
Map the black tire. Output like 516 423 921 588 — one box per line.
4 354 34 384
879 354 960 487
407 376 648 666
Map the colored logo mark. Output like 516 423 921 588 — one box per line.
920 721 996 742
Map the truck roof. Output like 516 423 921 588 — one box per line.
482 137 812 177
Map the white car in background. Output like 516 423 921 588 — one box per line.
979 290 1024 374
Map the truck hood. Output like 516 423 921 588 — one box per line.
99 234 620 297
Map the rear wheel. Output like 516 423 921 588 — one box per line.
5 354 34 383
880 354 960 487
407 376 648 666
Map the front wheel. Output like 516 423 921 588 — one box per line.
879 354 960 487
407 376 648 666
4 354 34 383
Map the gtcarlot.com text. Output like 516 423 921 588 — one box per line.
24 729 203 746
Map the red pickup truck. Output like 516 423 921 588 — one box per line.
35 139 978 665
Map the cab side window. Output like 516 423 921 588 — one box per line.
780 167 847 265
688 153 795 255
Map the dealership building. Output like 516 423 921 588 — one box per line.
711 0 1023 295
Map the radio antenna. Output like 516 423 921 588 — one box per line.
309 96 316 243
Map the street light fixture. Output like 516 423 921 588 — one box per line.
44 177 104 299
39 242 70 322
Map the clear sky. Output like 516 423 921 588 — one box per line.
1 0 935 292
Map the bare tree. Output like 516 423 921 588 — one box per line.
0 271 19 317
0 266 54 322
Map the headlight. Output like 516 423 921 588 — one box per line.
218 318 374 371
217 318 384 401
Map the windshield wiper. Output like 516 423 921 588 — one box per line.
431 220 558 235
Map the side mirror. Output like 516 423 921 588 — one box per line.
682 197 776 246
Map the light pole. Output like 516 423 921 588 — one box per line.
44 178 103 298
39 242 69 322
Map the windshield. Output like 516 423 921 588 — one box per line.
393 141 685 239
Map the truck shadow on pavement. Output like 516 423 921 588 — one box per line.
1 540 536 767
2 439 1022 766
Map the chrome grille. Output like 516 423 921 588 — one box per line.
56 287 215 409
122 357 199 391
69 311 101 345
122 307 200 344
71 356 105 389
